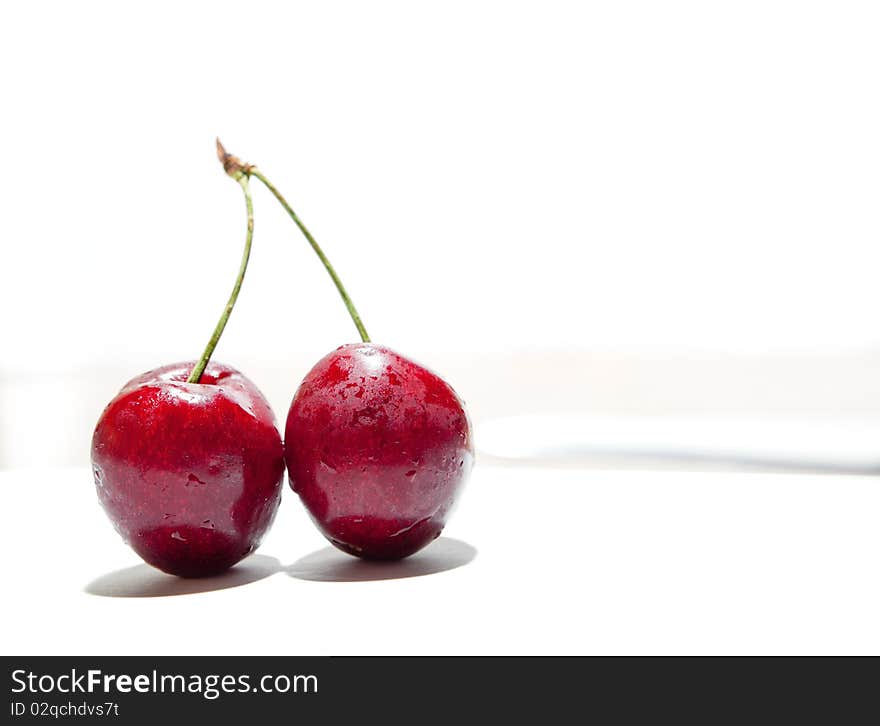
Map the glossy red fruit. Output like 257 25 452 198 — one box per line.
91 361 284 577
285 343 473 559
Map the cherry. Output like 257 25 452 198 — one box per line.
92 362 284 577
286 344 473 559
91 160 284 577
216 141 474 559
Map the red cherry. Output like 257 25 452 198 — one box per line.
285 344 473 559
92 361 284 577
90 158 277 577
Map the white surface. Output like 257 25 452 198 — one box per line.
480 414 880 471
3 463 880 655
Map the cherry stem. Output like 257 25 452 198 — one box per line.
187 173 255 383
214 139 370 343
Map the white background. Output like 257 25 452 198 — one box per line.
4 2 880 371
2 1 880 655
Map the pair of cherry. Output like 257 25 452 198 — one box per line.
90 142 473 578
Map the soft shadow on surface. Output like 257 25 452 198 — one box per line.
477 414 880 475
479 450 880 475
286 537 477 583
85 554 282 598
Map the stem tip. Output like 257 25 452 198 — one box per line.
216 137 251 179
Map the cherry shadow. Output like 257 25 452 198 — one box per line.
84 554 283 598
285 537 477 583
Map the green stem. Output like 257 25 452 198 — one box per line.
248 167 371 343
187 174 255 383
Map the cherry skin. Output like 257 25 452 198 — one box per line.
284 343 473 559
91 361 284 577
